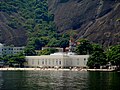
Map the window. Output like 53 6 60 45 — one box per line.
20 48 22 50
56 60 58 65
59 61 61 65
38 60 39 65
84 58 86 65
42 60 44 65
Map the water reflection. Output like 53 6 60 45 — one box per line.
88 72 120 90
0 71 120 90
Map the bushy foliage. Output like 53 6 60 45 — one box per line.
1 0 70 49
1 53 25 67
87 51 107 68
76 39 114 68
106 45 120 67
76 39 93 55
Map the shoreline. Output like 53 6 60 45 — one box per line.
0 68 117 72
87 69 116 72
0 68 87 71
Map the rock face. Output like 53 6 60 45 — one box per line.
0 12 27 46
0 0 120 47
48 0 120 47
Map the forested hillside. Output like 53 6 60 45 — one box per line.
0 0 69 49
0 0 120 48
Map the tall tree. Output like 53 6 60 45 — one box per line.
106 45 120 69
87 51 107 68
24 47 36 56
76 39 92 55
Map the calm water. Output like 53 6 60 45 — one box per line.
0 71 120 90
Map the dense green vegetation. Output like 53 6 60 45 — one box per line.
105 45 120 69
76 39 120 69
0 0 70 50
76 39 93 55
0 53 25 67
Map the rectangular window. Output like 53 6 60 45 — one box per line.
56 60 58 65
38 60 39 65
84 58 86 65
59 61 61 65
42 60 44 65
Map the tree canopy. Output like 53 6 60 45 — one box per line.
87 51 107 68
106 45 120 67
1 53 25 67
1 0 70 49
76 39 92 55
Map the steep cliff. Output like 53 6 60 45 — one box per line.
0 11 27 46
48 0 120 47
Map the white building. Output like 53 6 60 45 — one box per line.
0 43 24 56
25 38 89 68
25 52 89 68
0 43 4 56
2 46 13 55
13 47 24 54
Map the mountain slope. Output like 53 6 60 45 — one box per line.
0 0 120 47
0 10 27 46
48 0 120 47
0 0 56 47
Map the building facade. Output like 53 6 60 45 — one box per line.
12 47 24 54
0 43 24 57
25 52 89 68
25 38 90 68
0 43 4 56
